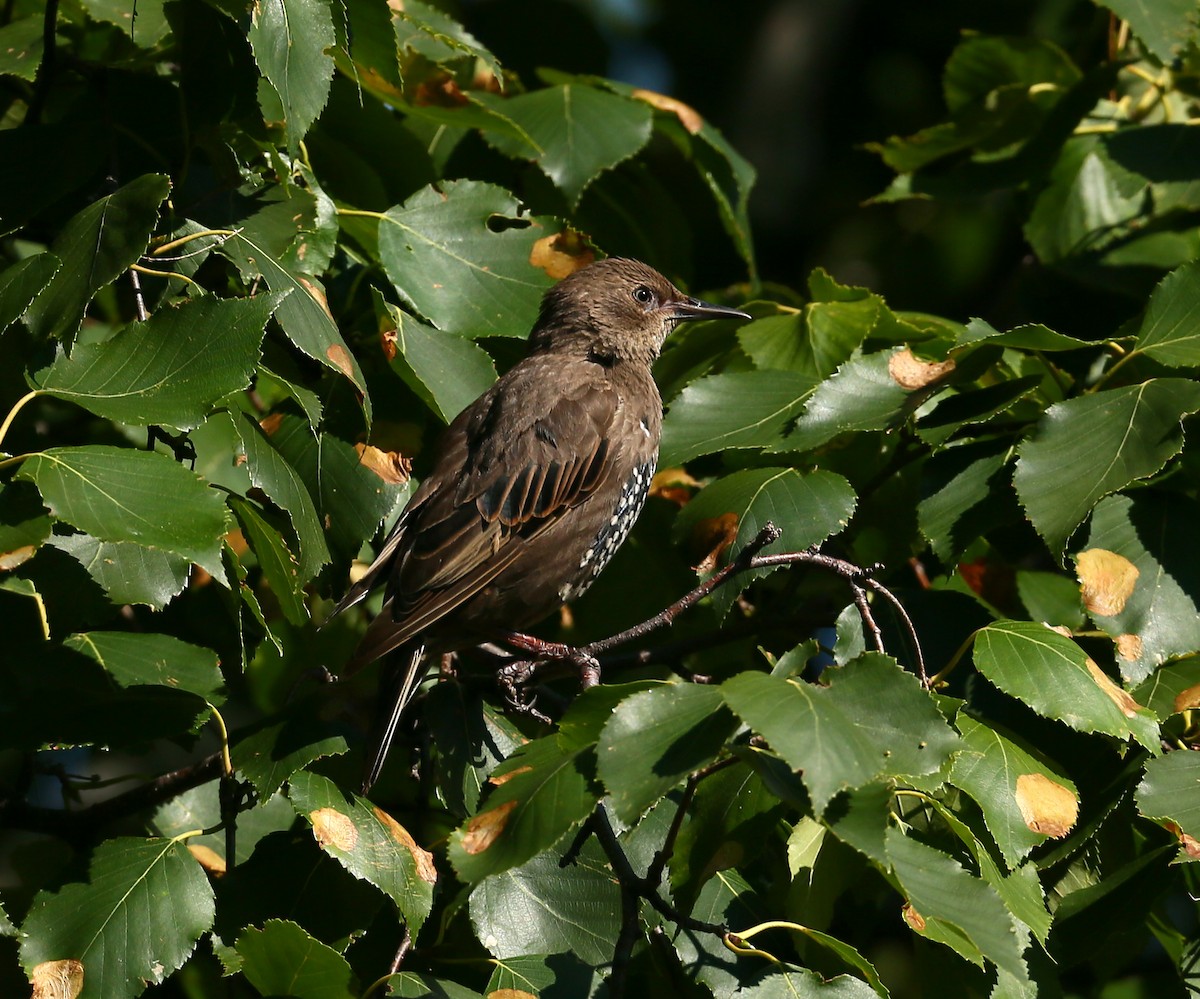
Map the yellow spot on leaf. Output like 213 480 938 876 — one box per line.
489 765 532 786
325 343 355 379
311 807 358 851
529 231 594 279
631 88 703 133
690 512 740 575
0 545 36 571
901 903 926 932
30 960 84 999
650 467 700 507
299 277 334 319
1076 548 1139 617
461 800 518 855
1173 683 1200 713
187 844 227 876
355 443 411 485
372 806 437 883
1014 772 1078 837
489 991 537 999
888 349 955 389
1085 658 1142 718
259 412 284 436
1116 634 1142 661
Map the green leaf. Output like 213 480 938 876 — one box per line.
47 533 189 610
0 482 50 571
673 467 857 620
917 439 1013 563
1130 260 1200 368
19 837 214 999
0 253 60 332
1132 655 1200 720
916 376 1043 446
480 84 653 206
949 713 1079 870
226 411 331 582
778 349 943 453
1101 0 1199 62
231 708 351 799
660 371 816 467
378 180 558 338
1081 493 1200 685
63 631 224 703
377 296 497 423
230 495 309 627
394 0 501 81
942 34 1081 111
0 15 44 81
448 735 596 882
150 785 297 867
1136 751 1200 850
1013 378 1200 556
33 293 285 431
16 446 230 576
597 683 735 823
886 829 1025 978
248 0 335 150
288 771 436 932
236 919 357 999
721 653 959 813
265 413 408 564
467 843 619 964
221 232 371 415
23 174 171 343
958 317 1090 351
972 620 1159 749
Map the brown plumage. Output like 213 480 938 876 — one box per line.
332 258 749 792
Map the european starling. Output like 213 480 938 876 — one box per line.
332 257 749 792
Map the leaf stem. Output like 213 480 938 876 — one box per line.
926 630 979 688
0 390 39 452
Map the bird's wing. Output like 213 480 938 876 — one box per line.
341 357 626 669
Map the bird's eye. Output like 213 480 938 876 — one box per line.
632 285 654 305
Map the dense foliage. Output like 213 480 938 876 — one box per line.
2 1 1200 997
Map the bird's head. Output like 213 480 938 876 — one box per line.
530 257 749 365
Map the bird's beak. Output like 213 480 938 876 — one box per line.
666 297 751 325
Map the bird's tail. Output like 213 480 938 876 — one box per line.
361 642 428 794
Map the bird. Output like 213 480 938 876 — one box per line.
330 257 750 792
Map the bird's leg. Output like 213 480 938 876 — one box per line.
494 631 603 712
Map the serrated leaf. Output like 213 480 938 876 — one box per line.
221 232 370 417
958 317 1090 351
1081 493 1200 685
23 174 171 343
0 15 44 82
779 349 946 453
379 180 557 338
972 620 1159 748
917 438 1013 563
377 296 497 423
0 253 60 332
480 84 653 206
1132 655 1200 720
33 293 285 431
660 370 816 466
597 683 734 823
949 714 1078 870
48 533 189 610
1102 0 1199 62
673 467 857 620
231 706 350 798
1014 378 1200 556
19 837 215 999
288 771 436 931
1136 751 1200 852
886 829 1025 977
722 654 959 813
394 0 501 81
230 496 309 627
236 919 357 999
226 411 330 582
467 843 619 964
448 735 596 882
16 446 229 576
264 413 408 564
64 631 224 703
248 0 335 149
0 482 50 571
1130 260 1200 368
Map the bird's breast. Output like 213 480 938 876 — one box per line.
558 456 657 603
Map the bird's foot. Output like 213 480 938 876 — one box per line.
495 631 603 714
497 659 553 723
